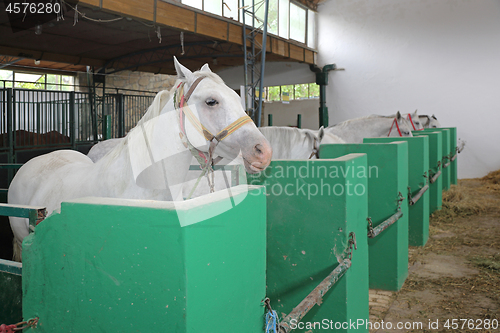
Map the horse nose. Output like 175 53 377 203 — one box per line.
251 142 272 169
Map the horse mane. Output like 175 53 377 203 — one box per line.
327 115 388 129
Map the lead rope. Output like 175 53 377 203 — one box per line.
264 298 279 333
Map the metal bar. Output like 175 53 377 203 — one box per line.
409 185 429 206
6 88 14 183
0 203 47 232
103 115 112 140
443 161 451 168
278 258 352 333
117 94 125 137
430 170 441 184
368 211 403 238
450 153 457 162
0 164 23 169
0 258 22 276
69 91 76 149
256 0 270 127
188 165 241 171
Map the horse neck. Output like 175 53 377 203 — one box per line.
94 92 192 201
328 117 394 143
262 127 314 159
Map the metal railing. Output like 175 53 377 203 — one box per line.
0 87 155 159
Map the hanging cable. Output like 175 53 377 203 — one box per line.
180 32 185 55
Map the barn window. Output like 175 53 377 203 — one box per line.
307 10 317 48
278 0 289 38
264 83 319 102
179 0 316 48
0 69 74 91
289 2 306 43
223 0 239 19
205 0 223 16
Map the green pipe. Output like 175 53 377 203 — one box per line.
310 64 336 128
297 114 302 128
268 114 273 126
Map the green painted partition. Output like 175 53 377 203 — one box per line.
412 131 443 213
248 155 369 332
320 143 409 291
363 137 429 247
423 129 450 190
0 270 22 325
22 186 266 333
438 127 458 185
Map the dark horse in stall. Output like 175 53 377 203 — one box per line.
0 130 71 149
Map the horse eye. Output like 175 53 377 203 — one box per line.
206 98 218 107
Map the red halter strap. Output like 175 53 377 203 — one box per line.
407 113 424 131
387 117 402 137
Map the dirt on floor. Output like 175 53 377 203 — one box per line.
370 176 500 333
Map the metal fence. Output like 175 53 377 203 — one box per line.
0 88 155 159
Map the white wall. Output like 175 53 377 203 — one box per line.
263 99 320 129
318 0 500 178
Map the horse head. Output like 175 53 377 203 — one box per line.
389 111 413 137
174 57 272 173
429 114 441 128
409 110 424 130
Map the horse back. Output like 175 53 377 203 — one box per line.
8 150 93 209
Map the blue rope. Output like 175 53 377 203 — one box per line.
265 309 278 333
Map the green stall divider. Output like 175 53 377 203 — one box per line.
413 131 443 213
423 129 451 190
431 127 458 185
319 143 409 292
22 186 267 333
0 270 22 325
363 137 429 247
248 155 369 333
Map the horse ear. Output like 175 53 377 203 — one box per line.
412 109 418 117
200 63 212 73
318 126 325 141
173 56 194 81
432 114 437 120
396 111 402 121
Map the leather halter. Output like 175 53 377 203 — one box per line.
175 76 253 194
407 113 423 131
387 117 403 137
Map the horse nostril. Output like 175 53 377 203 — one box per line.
254 144 263 155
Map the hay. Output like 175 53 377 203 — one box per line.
432 182 497 222
472 256 500 271
481 169 500 184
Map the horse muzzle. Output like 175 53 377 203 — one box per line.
244 142 272 174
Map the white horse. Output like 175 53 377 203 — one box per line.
8 58 272 261
419 114 441 128
258 126 344 160
324 111 413 143
87 126 344 199
404 110 424 130
87 138 122 162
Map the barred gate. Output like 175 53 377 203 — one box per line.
0 88 155 160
